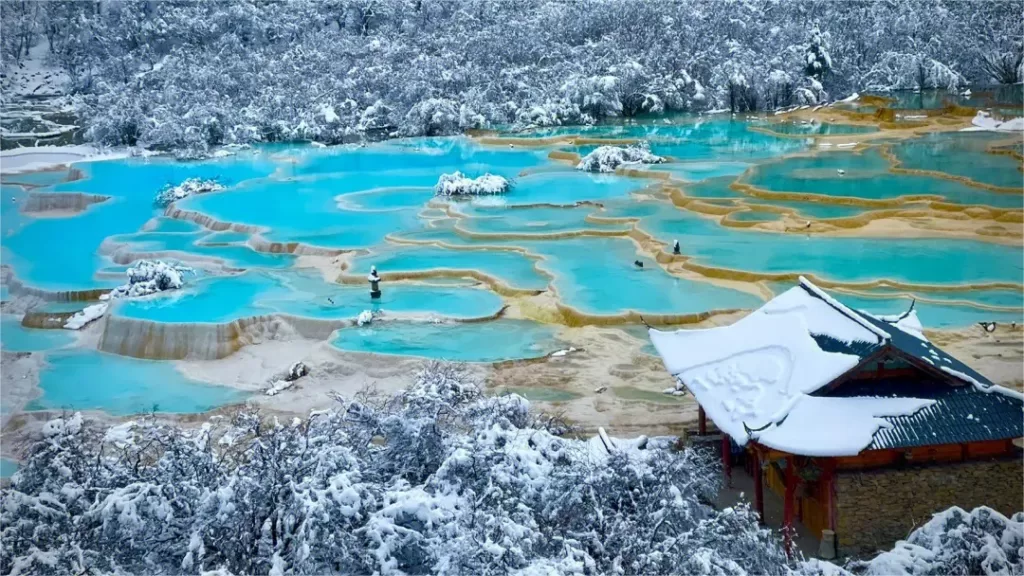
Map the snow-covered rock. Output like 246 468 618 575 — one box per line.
154 178 225 207
104 261 194 300
357 310 374 326
433 172 510 196
286 362 309 382
64 261 193 329
576 144 665 173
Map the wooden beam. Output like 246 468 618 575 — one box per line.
698 406 707 436
722 433 732 488
823 460 837 532
783 460 796 558
754 450 765 525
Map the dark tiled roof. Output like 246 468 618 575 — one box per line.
824 378 1024 450
857 311 997 389
800 284 1022 450
810 333 883 358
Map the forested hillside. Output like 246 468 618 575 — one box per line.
1 0 1021 155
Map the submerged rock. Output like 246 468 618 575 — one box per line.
434 171 510 196
576 144 664 173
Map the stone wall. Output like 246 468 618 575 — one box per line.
835 457 1023 555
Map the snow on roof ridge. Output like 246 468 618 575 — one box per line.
939 366 1024 402
798 276 891 343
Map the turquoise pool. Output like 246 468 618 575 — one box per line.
1 118 1021 419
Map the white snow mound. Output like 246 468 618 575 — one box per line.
357 310 374 326
576 144 665 173
106 260 194 299
434 172 510 196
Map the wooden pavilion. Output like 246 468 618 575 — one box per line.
650 278 1023 556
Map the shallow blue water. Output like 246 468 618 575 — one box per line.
762 121 878 136
1 316 75 352
331 319 561 362
1 122 1021 419
527 237 764 316
26 349 246 415
890 132 1024 190
642 210 1024 286
0 458 18 478
455 204 628 236
743 148 1022 208
108 228 295 270
4 156 276 289
114 270 506 323
350 245 549 290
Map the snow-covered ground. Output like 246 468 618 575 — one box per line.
962 111 1024 132
1 43 69 97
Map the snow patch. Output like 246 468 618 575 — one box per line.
63 303 109 330
962 111 1024 132
756 396 934 457
0 145 131 174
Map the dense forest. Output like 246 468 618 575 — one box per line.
1 0 1022 155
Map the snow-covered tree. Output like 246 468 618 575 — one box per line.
0 362 799 575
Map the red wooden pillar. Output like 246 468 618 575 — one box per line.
783 460 797 558
698 406 707 435
823 461 836 532
753 450 765 525
722 433 732 487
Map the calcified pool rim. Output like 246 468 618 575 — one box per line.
1 108 1022 422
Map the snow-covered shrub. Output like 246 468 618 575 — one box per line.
577 143 665 173
105 260 194 300
434 171 510 196
515 99 590 129
404 98 460 136
285 361 309 381
563 74 624 118
847 506 1024 576
863 52 965 92
795 77 829 107
13 0 1019 149
0 362 800 576
154 178 224 207
805 27 832 80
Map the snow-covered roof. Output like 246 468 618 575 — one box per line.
648 277 1022 457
